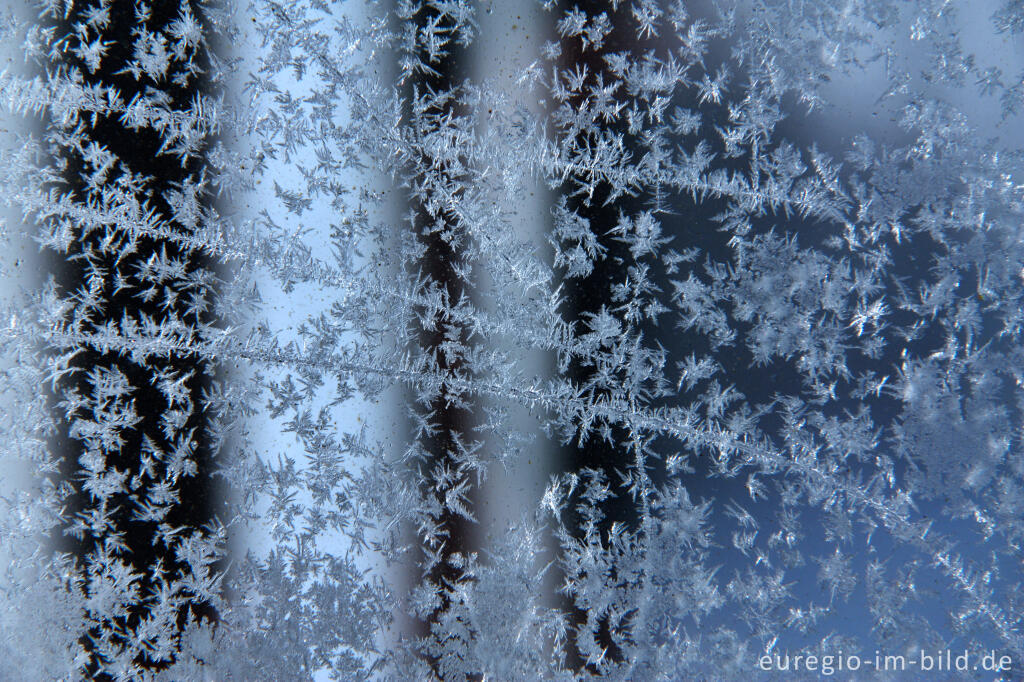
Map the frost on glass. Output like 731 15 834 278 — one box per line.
0 0 1023 679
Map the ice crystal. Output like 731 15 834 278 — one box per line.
1 0 1023 679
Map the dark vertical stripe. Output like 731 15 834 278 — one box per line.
43 1 220 675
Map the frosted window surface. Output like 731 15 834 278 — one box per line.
1 0 1024 679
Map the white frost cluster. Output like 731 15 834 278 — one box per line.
1 0 1023 679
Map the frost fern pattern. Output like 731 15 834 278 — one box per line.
1 0 1023 679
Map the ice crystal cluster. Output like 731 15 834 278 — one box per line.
1 0 1024 679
